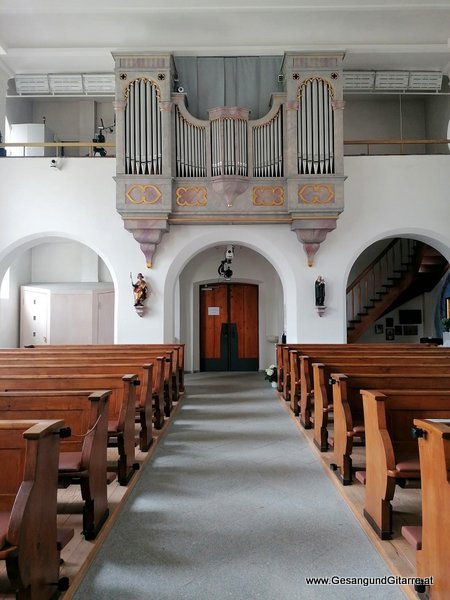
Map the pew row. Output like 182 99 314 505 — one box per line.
0 373 139 486
361 390 450 540
310 361 450 452
21 343 185 398
402 419 450 600
0 361 158 451
287 347 450 420
0 390 110 540
277 343 450 401
328 373 450 486
1 349 177 419
0 419 72 599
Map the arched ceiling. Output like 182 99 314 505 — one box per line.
0 0 449 77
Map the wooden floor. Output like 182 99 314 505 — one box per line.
0 389 423 600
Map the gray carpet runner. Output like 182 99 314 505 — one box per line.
72 372 406 599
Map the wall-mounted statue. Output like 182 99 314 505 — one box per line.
315 275 325 307
131 272 149 316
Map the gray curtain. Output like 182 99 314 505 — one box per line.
173 56 283 120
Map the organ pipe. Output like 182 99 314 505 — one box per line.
251 107 283 178
297 78 334 175
174 106 207 177
124 78 162 175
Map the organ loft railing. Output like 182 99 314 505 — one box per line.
114 52 346 267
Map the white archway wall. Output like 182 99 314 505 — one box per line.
177 245 284 372
0 154 449 348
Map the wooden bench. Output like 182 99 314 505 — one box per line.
0 373 139 486
22 343 185 401
8 347 177 418
361 390 450 539
329 372 450 485
0 390 110 540
276 343 450 401
310 360 450 452
278 343 449 401
0 419 72 599
402 419 450 600
0 361 158 452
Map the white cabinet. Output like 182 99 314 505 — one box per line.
20 283 114 346
8 124 55 157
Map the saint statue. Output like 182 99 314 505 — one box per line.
315 275 325 307
132 272 148 307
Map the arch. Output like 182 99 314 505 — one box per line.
0 232 118 345
162 228 299 360
343 228 450 340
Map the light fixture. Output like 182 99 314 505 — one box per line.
343 71 375 90
15 75 50 95
83 74 116 94
374 71 410 90
218 245 234 281
13 73 116 96
49 74 83 94
408 71 442 90
343 70 443 93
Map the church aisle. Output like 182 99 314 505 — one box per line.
71 372 407 600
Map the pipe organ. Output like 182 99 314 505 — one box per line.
125 78 162 175
297 78 334 175
114 52 346 267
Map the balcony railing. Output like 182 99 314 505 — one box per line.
344 138 450 155
0 141 116 157
1 138 449 159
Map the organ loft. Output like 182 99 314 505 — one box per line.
113 52 346 268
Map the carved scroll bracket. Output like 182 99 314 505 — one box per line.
211 176 249 208
123 217 169 268
291 217 337 267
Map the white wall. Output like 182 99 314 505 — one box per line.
178 245 283 371
0 155 449 356
0 250 32 347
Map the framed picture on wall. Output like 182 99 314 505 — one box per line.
386 317 394 327
403 325 418 336
395 325 403 336
386 327 395 341
375 324 384 334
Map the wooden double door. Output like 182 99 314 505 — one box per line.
200 283 259 371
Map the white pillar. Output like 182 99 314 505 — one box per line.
0 68 10 142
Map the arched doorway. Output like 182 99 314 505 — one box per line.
174 241 286 373
346 236 449 343
200 282 259 371
0 237 115 348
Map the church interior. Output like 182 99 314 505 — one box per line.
0 1 449 599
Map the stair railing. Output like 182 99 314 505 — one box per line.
346 238 417 327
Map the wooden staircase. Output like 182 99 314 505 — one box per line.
347 239 448 343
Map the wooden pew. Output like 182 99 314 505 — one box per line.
329 372 450 485
7 347 177 416
310 359 450 452
0 361 157 452
0 373 139 486
0 390 110 540
361 390 450 539
278 342 450 400
0 419 71 599
21 343 184 401
402 419 450 600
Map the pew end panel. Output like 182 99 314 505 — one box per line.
361 390 450 540
0 419 70 599
413 419 450 600
289 350 300 417
312 363 331 452
299 355 313 428
329 373 366 486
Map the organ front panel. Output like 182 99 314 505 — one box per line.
114 52 346 266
